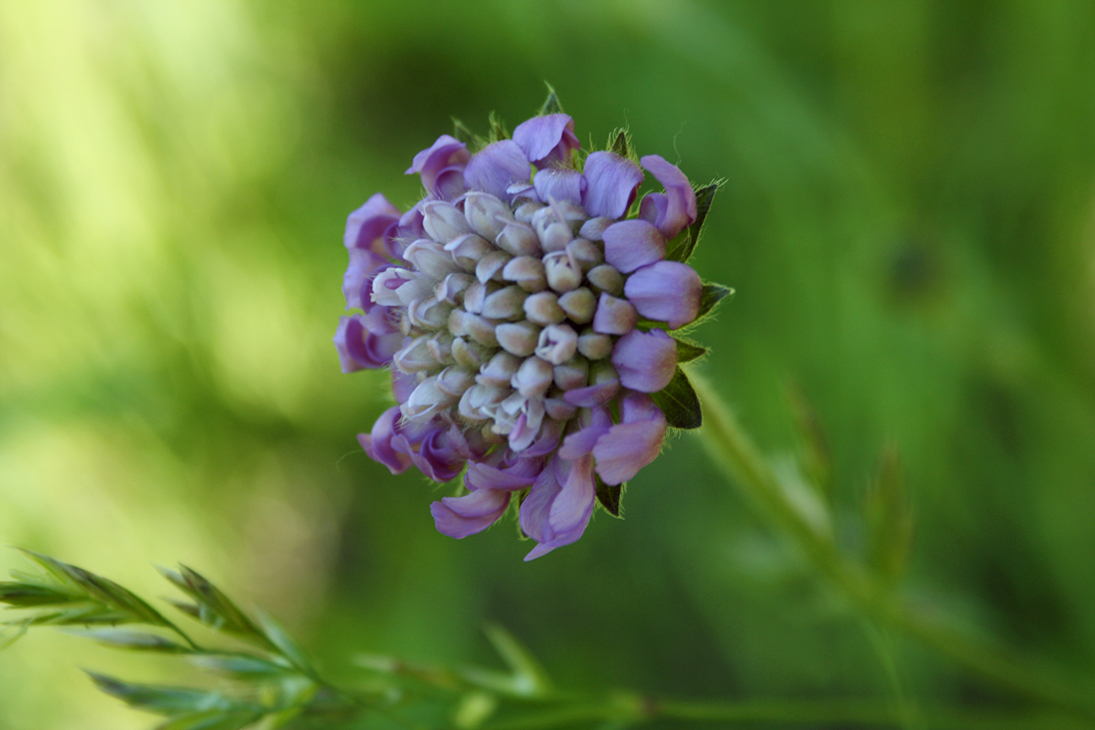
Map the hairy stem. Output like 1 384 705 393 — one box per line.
691 374 1095 723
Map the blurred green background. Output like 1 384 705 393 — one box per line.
3 1 1095 727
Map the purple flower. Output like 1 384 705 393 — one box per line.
337 101 723 559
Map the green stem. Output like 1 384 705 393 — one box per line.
481 695 1086 730
691 374 1095 723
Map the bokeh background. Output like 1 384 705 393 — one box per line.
3 1 1095 727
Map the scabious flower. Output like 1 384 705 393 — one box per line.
336 94 729 559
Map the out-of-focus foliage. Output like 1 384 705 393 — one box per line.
3 1 1095 728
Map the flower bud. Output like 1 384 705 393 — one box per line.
464 191 513 240
495 221 541 257
543 250 581 293
511 356 554 397
585 264 624 296
535 323 578 365
502 255 547 292
523 291 565 326
495 321 540 357
592 293 637 335
422 201 473 243
445 233 493 270
557 287 596 324
481 285 528 320
577 329 613 360
475 249 512 283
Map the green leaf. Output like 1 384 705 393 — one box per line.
188 652 294 678
154 710 262 730
694 283 734 322
87 672 239 716
0 619 30 650
254 607 315 676
674 339 707 363
651 367 703 429
14 551 175 629
483 624 551 697
161 566 270 648
865 445 915 583
595 478 625 518
0 582 81 607
64 628 190 653
539 82 563 115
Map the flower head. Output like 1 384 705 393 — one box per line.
336 93 730 559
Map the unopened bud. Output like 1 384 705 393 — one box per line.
535 323 578 365
464 192 513 240
592 293 637 335
476 250 512 283
495 221 541 257
502 256 547 292
495 321 540 357
482 285 528 320
523 291 566 326
445 233 493 270
543 251 581 293
577 329 613 360
557 287 596 324
422 201 472 243
586 264 624 296
511 356 554 398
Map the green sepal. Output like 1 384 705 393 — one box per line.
608 128 632 159
595 477 625 518
539 83 564 115
652 367 702 429
664 182 719 263
674 338 707 363
451 118 485 148
695 283 734 322
487 111 509 143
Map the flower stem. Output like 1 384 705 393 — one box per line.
481 695 1086 730
691 374 1095 723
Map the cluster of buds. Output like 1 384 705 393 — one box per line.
336 93 729 559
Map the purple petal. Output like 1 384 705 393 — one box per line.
581 151 643 220
334 313 402 371
561 380 620 408
345 193 402 255
611 329 677 393
410 428 466 482
464 140 532 202
465 458 542 492
624 261 703 328
593 395 667 485
406 135 471 200
513 113 580 168
431 488 511 539
521 454 596 560
558 406 612 459
602 219 666 274
533 168 586 206
343 250 390 310
638 155 697 239
358 407 414 475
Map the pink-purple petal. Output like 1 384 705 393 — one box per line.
358 407 414 475
624 261 703 328
513 113 580 168
581 151 643 220
611 329 677 393
345 193 402 254
464 140 532 202
592 400 667 485
602 219 666 274
431 488 511 539
638 155 697 239
407 135 471 200
533 168 586 206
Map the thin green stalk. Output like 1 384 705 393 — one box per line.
691 374 1095 723
480 695 1087 730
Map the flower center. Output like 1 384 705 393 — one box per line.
377 192 635 453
